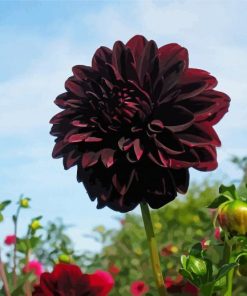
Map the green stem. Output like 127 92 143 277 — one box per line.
13 205 21 288
140 203 167 296
223 240 234 296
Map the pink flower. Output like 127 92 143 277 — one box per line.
23 260 43 277
89 270 114 296
130 281 149 296
214 227 221 240
4 235 16 245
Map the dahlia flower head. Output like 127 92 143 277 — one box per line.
50 35 230 212
33 263 114 296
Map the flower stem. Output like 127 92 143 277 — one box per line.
13 205 21 288
222 239 234 296
0 248 11 296
140 202 167 296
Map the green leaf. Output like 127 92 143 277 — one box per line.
181 255 187 269
29 236 41 249
179 268 200 287
207 195 230 208
214 263 238 281
11 273 32 296
214 276 226 290
219 184 237 199
189 242 203 257
0 213 3 222
16 239 28 253
0 200 11 210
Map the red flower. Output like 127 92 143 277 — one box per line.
108 263 120 275
33 263 114 296
4 235 16 245
160 243 178 256
130 281 149 296
165 275 198 295
50 35 230 212
214 227 221 240
200 239 209 250
23 260 43 277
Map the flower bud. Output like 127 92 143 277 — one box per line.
217 200 247 237
58 254 71 264
186 255 207 276
31 220 41 231
20 198 29 208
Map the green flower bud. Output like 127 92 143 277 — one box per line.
186 255 207 276
217 200 247 237
20 198 29 208
58 254 71 263
31 220 41 230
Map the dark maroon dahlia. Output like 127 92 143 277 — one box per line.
50 35 230 212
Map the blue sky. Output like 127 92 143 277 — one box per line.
0 0 247 252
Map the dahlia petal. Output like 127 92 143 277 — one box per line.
54 93 70 109
177 123 221 147
208 105 229 125
147 149 169 167
112 41 138 82
101 148 115 168
158 43 188 75
118 137 134 151
112 169 136 195
37 273 55 295
169 149 199 169
148 120 165 133
50 109 77 124
52 141 69 158
194 146 218 171
92 46 112 71
71 120 88 128
65 77 86 97
156 61 185 99
82 152 100 168
170 168 189 194
155 105 194 132
84 136 103 142
145 170 177 209
72 65 100 81
63 150 80 170
155 128 184 155
133 139 144 160
190 90 230 124
138 40 158 86
67 132 93 143
177 69 218 101
126 35 148 64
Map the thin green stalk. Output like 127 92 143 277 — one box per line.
140 202 167 296
13 205 21 288
222 239 234 296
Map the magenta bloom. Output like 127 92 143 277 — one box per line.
50 35 230 212
33 263 114 296
130 280 149 296
214 227 221 240
23 260 43 277
4 235 16 245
